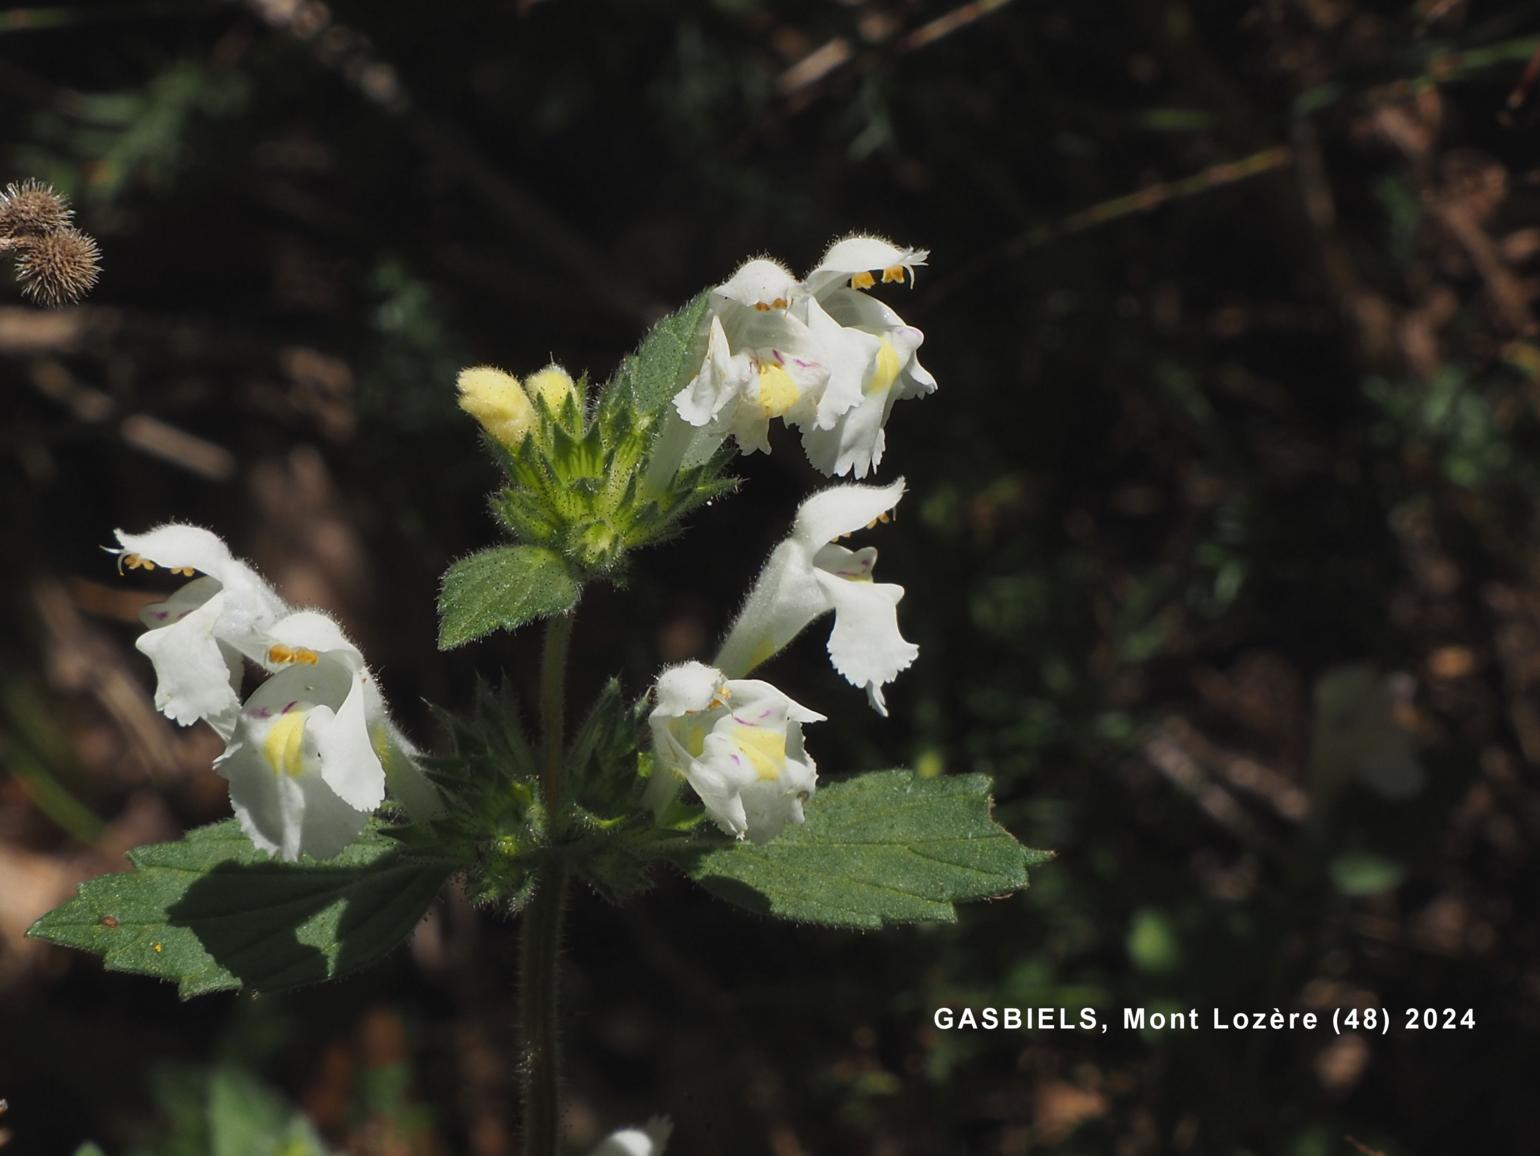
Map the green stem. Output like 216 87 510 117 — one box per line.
518 857 569 1156
539 612 574 812
521 610 575 1154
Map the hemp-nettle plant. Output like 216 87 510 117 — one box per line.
30 235 1048 1155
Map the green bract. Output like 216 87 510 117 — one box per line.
416 680 545 909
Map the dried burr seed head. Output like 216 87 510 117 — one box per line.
16 228 102 306
0 178 73 238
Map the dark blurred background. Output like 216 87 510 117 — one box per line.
2 1 1539 1153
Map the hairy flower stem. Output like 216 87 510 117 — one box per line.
539 612 574 812
519 858 569 1156
521 611 575 1154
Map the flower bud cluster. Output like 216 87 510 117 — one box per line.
458 363 733 574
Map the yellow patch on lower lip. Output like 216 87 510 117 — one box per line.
865 338 902 396
733 725 787 781
755 363 802 418
262 711 310 777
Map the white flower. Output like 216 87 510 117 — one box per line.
801 236 936 478
113 525 288 737
672 257 871 456
213 610 387 861
257 609 444 824
646 661 822 844
589 1116 672 1156
714 479 918 715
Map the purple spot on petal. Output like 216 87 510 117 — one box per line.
281 700 299 714
153 611 169 621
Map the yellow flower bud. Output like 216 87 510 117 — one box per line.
526 364 578 413
457 366 535 448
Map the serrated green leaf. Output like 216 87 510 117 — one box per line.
437 545 580 649
28 821 453 998
674 770 1049 929
610 290 711 417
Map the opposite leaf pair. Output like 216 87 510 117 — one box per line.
115 525 437 861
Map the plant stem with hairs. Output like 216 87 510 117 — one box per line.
521 612 575 1154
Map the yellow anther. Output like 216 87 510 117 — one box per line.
708 685 733 709
770 296 789 310
849 271 876 291
140 559 157 571
881 264 907 284
865 511 893 530
118 552 141 573
267 644 319 666
753 301 772 312
171 566 197 577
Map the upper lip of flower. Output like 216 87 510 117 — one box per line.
111 525 289 734
805 235 930 297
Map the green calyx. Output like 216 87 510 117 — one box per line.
485 382 735 577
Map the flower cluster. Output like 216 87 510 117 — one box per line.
646 478 918 842
673 235 936 480
113 524 438 860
